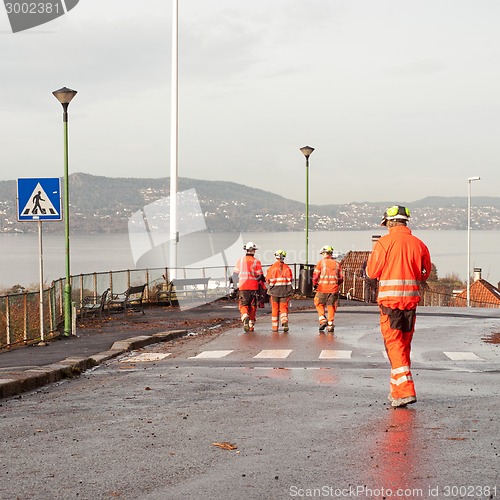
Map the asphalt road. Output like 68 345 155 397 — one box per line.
1 305 499 500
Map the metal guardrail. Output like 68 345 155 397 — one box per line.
340 269 500 308
0 263 301 349
1 264 498 350
0 265 233 350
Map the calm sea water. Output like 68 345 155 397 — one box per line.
1 230 499 289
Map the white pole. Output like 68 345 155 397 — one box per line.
467 181 471 307
169 0 179 279
466 176 480 307
38 220 44 341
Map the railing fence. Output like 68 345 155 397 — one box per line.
1 264 498 350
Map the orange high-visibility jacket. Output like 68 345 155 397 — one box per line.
312 257 342 293
366 225 431 310
233 255 264 291
266 261 293 297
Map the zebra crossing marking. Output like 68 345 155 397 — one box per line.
319 350 352 359
443 351 482 361
253 349 292 359
124 349 487 363
188 350 234 359
122 353 171 363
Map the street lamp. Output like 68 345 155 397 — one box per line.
466 175 480 307
300 146 314 265
53 86 77 336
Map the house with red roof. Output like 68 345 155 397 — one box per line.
453 268 500 308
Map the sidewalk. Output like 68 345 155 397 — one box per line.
0 297 315 399
0 299 242 399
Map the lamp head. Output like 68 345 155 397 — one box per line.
52 87 78 105
467 176 480 182
300 146 315 159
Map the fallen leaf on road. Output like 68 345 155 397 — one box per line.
212 442 237 450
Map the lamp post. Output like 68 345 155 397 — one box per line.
53 87 77 336
466 175 480 307
300 146 314 265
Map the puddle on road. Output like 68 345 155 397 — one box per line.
242 366 338 384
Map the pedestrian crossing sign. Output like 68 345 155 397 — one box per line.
17 177 62 221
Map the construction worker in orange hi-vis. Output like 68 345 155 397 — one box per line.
232 242 265 332
366 205 431 408
265 250 293 333
312 245 343 333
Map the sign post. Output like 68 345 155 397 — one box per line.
38 220 44 340
17 178 62 341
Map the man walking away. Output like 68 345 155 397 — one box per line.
233 242 264 332
266 250 293 333
366 205 431 408
312 246 343 333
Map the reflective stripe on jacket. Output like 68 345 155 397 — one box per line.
366 225 431 309
266 261 293 297
312 257 342 294
233 255 263 291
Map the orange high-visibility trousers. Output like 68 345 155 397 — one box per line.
314 293 337 326
238 290 257 322
380 312 416 400
239 304 256 322
270 296 289 330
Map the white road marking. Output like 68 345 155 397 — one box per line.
128 349 488 363
122 353 171 363
188 350 234 359
319 350 352 359
443 351 482 361
253 349 292 359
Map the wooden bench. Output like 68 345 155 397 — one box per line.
157 277 210 305
108 284 147 315
80 288 110 318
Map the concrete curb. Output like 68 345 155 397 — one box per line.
0 329 187 399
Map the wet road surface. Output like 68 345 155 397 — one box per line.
1 306 499 499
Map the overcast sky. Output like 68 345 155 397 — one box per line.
1 0 499 205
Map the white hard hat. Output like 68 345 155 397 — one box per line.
244 241 258 251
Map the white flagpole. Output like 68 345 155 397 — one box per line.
169 0 179 280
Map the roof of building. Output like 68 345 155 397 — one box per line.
455 278 500 307
340 250 371 271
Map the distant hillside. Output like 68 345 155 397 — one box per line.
410 196 500 209
1 173 500 233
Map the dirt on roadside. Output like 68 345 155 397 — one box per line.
482 332 500 344
76 296 315 337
